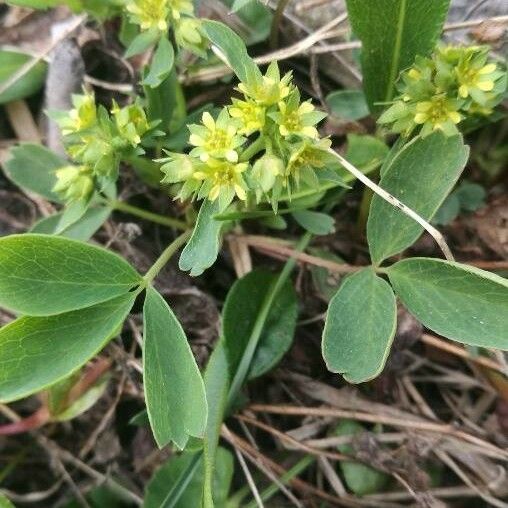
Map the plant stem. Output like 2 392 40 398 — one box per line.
270 0 292 49
226 232 313 410
239 136 265 162
143 230 191 286
110 199 188 231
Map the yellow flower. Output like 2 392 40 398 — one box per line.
112 101 149 146
270 92 327 138
126 0 169 32
229 98 265 135
237 62 293 106
193 158 248 209
414 96 462 135
57 92 97 136
189 109 245 163
458 62 497 98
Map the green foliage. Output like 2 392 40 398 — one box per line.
220 0 272 44
179 199 223 276
387 258 508 349
222 269 298 380
142 37 175 88
292 210 335 235
0 494 15 508
326 89 369 121
30 206 112 240
433 180 486 225
367 132 469 264
0 234 142 316
2 144 65 202
0 49 47 104
322 268 397 383
142 287 207 449
346 0 450 112
201 20 262 84
335 420 390 495
0 294 135 403
144 447 233 508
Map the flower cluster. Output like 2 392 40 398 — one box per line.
51 91 152 203
125 0 206 56
379 45 506 136
160 62 334 212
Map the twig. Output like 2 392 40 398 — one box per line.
223 426 265 508
328 149 454 261
421 333 507 375
248 404 508 459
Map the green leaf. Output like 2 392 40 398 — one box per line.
0 234 142 316
219 0 272 44
144 448 234 508
335 420 389 495
292 210 335 235
143 287 207 449
145 70 186 136
0 49 47 104
387 258 508 349
322 268 397 383
230 0 254 12
201 20 262 84
2 144 66 202
367 132 469 264
0 293 135 403
344 134 389 170
326 90 369 121
0 494 15 508
346 0 450 112
202 341 230 508
30 205 112 240
179 200 223 277
6 0 59 7
222 269 298 380
55 199 91 234
124 29 159 58
432 194 460 225
455 181 486 211
143 37 175 88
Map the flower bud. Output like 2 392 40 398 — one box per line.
252 154 285 193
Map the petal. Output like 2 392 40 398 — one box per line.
479 63 496 75
477 80 494 91
189 134 205 146
202 112 215 130
234 184 247 200
226 150 238 162
209 185 220 201
414 113 428 124
302 126 318 138
298 102 315 114
448 111 461 124
416 102 432 112
459 84 469 98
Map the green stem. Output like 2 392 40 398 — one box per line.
143 230 191 286
239 136 265 163
110 199 188 231
226 231 313 410
270 0 292 49
245 455 315 508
